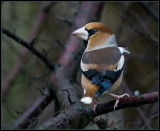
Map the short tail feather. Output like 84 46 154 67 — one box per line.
123 47 130 54
80 96 93 104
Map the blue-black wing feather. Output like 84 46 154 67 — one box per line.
81 66 123 96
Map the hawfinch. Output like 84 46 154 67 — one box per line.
72 22 130 111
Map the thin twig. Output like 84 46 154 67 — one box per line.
47 32 65 49
140 2 158 21
141 113 158 129
2 2 54 101
119 3 158 44
122 79 152 129
12 88 55 129
56 16 73 26
2 27 55 70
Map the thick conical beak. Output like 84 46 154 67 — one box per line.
72 26 88 41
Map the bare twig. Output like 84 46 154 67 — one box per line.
29 71 49 86
141 113 158 129
12 88 55 129
37 92 158 129
136 107 152 129
119 3 158 44
12 70 54 129
2 2 54 101
47 32 65 49
122 79 152 129
56 16 73 26
2 27 55 70
140 2 158 21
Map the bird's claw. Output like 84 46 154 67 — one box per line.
93 100 100 113
110 93 129 111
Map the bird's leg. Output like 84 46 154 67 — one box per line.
93 96 100 113
93 100 100 113
110 93 129 111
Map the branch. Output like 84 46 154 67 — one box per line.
2 27 55 70
47 32 65 49
119 3 158 44
37 92 158 129
141 113 158 129
140 2 158 22
12 89 55 129
62 89 76 105
11 2 104 129
122 79 152 129
50 1 104 110
2 2 54 101
90 92 158 117
56 16 73 26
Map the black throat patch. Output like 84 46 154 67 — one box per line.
84 40 88 48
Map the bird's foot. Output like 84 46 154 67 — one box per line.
110 93 129 111
93 100 100 113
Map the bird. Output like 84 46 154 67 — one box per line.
72 22 130 112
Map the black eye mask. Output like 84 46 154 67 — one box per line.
88 29 98 37
84 28 98 47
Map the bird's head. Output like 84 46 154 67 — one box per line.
72 22 117 51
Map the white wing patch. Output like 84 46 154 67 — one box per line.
80 60 89 71
115 47 130 71
115 55 125 71
118 47 130 54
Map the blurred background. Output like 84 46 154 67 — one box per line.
1 1 158 129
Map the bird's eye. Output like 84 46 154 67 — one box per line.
91 29 98 34
87 29 98 37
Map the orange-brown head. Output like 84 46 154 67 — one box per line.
72 22 117 51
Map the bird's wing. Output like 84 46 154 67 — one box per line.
82 67 123 96
82 47 121 70
81 46 124 96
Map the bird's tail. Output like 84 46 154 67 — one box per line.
123 47 130 54
80 96 93 104
80 85 100 104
